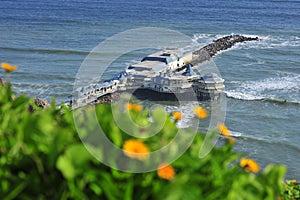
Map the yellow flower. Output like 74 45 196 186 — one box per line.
218 123 230 136
227 136 235 145
173 111 182 121
125 102 134 110
240 158 260 173
291 179 297 184
157 163 175 181
1 62 17 72
123 139 149 160
193 106 207 119
125 102 143 112
133 104 143 112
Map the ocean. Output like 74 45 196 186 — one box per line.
0 0 299 179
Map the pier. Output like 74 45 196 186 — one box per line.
69 35 259 108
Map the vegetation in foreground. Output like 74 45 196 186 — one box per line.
1 63 299 200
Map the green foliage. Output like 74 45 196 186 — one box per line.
0 84 290 199
282 180 300 200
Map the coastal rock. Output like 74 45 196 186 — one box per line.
94 92 120 104
28 98 50 113
34 98 50 109
193 35 259 58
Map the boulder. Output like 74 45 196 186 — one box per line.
34 98 50 109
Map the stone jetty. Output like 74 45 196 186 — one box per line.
191 35 259 64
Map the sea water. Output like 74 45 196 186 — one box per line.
0 0 299 179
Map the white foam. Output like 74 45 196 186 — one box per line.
163 101 202 129
237 35 300 49
225 91 263 101
244 74 300 92
226 72 300 102
192 33 300 51
192 33 213 42
242 60 266 67
230 131 242 137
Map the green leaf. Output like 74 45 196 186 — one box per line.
124 181 134 200
56 144 93 180
89 183 102 195
4 181 27 200
57 155 76 180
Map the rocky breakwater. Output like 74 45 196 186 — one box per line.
192 35 259 63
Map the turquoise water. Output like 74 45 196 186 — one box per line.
0 0 299 179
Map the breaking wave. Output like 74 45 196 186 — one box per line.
226 91 300 105
225 72 300 105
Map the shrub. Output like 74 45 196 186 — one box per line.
0 83 288 200
282 180 300 200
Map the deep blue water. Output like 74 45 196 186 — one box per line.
0 0 299 179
